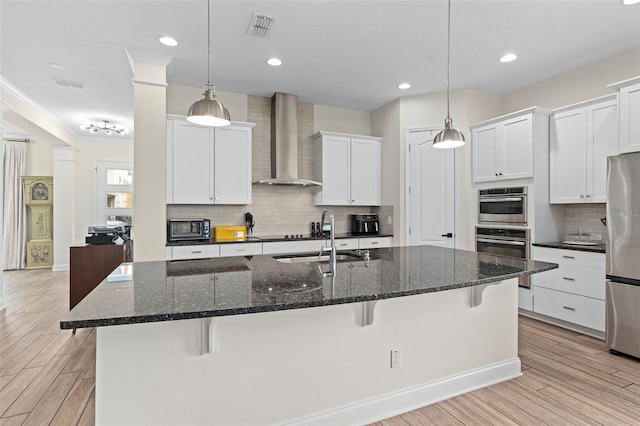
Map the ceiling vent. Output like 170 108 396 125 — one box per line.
51 78 86 89
247 13 274 37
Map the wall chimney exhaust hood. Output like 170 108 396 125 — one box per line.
253 92 322 187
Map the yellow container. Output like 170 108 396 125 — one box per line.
214 226 247 242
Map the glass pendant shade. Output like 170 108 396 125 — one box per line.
187 87 230 126
433 116 465 149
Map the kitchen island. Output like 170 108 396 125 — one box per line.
60 245 556 425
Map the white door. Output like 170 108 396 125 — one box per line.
95 161 133 227
408 129 455 248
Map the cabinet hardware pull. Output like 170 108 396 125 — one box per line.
563 306 576 311
339 243 347 246
371 241 379 245
563 277 575 281
192 251 202 254
237 249 246 252
562 255 575 259
580 195 585 198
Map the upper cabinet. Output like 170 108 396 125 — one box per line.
313 131 381 206
166 116 255 205
608 76 640 154
550 95 618 204
471 107 551 183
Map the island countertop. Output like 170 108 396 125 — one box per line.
60 245 557 330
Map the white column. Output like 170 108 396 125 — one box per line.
125 49 172 262
52 146 76 271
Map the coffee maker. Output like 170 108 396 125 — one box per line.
351 213 379 235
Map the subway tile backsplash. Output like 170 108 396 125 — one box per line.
167 94 377 236
564 203 606 240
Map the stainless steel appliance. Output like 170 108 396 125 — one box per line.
351 213 379 235
167 219 211 242
606 152 640 359
478 186 527 225
476 226 531 288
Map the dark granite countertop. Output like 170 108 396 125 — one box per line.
533 241 606 254
60 245 556 330
166 233 393 246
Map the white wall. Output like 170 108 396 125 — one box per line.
501 47 640 114
25 141 53 176
313 105 371 135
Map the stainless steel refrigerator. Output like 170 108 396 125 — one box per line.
606 152 640 359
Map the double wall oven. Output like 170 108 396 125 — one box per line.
476 186 531 288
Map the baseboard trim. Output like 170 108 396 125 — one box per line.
284 358 521 426
52 264 70 272
518 309 604 340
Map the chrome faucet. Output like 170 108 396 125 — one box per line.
319 209 336 277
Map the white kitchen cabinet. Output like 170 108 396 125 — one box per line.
608 76 640 154
219 242 263 257
550 95 618 204
167 244 220 260
471 107 551 183
262 240 328 255
532 246 605 332
359 236 393 249
166 116 255 204
313 132 381 206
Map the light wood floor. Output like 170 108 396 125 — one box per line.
1 269 639 425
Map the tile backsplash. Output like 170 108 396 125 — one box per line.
167 94 381 236
563 203 606 240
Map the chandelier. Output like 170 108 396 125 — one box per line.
81 120 130 136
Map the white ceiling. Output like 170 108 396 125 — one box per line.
1 0 639 140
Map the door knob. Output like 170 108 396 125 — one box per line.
441 233 453 238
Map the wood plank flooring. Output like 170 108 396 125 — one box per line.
1 269 639 425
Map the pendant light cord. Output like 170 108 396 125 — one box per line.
446 0 451 119
207 0 212 87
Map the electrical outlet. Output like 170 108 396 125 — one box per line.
390 349 402 368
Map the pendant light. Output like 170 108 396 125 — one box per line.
187 0 230 127
433 0 465 149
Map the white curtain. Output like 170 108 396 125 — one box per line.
2 141 27 270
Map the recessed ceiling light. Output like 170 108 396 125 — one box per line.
158 36 178 47
49 63 65 70
267 58 282 66
622 0 640 5
500 53 518 63
398 83 411 90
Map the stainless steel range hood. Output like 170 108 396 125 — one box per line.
253 92 322 187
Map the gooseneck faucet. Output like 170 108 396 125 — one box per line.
320 209 336 277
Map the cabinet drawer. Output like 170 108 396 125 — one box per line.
334 238 359 250
534 286 605 332
359 236 393 249
534 264 605 300
219 242 262 257
262 240 327 255
170 245 220 260
533 246 604 268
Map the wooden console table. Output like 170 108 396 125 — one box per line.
69 244 125 310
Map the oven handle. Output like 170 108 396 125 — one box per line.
476 238 526 246
478 197 524 203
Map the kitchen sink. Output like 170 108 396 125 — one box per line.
273 252 362 264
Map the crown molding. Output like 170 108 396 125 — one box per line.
125 48 174 75
0 75 76 136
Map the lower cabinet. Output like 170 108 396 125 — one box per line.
166 237 393 260
532 247 605 332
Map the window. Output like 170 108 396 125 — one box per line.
96 161 133 230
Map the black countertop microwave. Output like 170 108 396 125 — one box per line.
167 219 211 242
